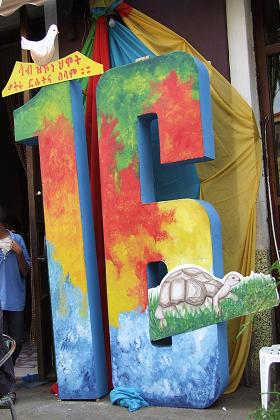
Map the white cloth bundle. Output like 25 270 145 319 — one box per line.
0 236 12 256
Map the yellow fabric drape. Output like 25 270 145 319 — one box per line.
120 6 261 393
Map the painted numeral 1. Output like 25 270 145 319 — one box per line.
14 80 107 400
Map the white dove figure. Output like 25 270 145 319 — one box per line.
21 24 59 66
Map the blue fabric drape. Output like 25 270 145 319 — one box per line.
109 20 153 67
109 19 200 200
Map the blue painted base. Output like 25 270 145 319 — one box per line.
47 243 100 399
110 310 229 408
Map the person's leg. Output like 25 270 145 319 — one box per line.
0 310 15 397
2 311 9 336
4 311 24 364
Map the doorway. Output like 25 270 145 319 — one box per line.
252 0 280 338
0 5 54 381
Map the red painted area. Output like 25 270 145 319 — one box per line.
37 115 76 216
146 71 204 164
99 115 175 309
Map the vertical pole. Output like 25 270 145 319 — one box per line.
19 5 45 378
44 0 59 60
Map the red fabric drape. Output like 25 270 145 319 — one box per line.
116 2 132 17
85 16 112 388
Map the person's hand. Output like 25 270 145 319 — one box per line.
10 240 23 256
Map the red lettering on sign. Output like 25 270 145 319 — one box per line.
74 54 81 66
19 64 24 77
25 65 33 76
65 57 73 67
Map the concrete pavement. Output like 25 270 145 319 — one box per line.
1 384 261 420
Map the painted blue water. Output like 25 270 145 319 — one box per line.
110 309 227 408
47 243 97 399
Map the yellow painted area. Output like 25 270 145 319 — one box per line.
2 51 103 97
106 260 139 326
108 232 159 326
158 201 213 271
107 200 213 327
111 232 158 267
42 181 88 309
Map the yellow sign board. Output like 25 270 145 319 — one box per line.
2 51 104 97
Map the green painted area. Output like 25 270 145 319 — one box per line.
149 275 278 341
97 52 200 172
14 82 73 142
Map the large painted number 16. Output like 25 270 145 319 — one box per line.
13 51 229 407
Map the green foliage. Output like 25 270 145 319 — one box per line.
270 259 280 275
248 392 280 419
149 275 278 341
237 272 279 339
